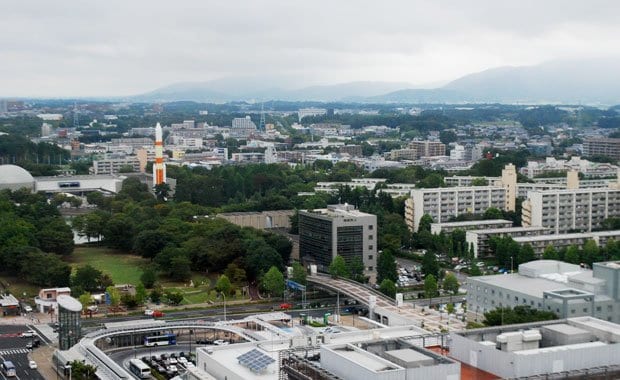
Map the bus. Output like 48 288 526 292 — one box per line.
1 360 16 377
128 359 151 379
144 333 176 347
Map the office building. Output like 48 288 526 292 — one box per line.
299 204 377 281
430 219 513 235
406 186 508 232
522 188 620 233
171 120 195 129
466 226 548 258
583 137 620 161
408 140 446 158
466 260 620 323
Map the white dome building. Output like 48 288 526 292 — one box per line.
0 165 36 192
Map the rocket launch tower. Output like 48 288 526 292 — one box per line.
153 122 166 185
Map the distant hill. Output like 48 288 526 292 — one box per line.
134 79 414 103
133 58 620 104
440 58 620 104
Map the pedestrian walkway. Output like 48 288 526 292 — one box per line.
0 348 30 355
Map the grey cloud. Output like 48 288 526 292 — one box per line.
1 0 619 97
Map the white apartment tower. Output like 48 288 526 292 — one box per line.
522 188 620 234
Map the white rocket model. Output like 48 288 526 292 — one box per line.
153 122 166 185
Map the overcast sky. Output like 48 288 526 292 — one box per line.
2 0 619 97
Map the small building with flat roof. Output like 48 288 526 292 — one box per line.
450 317 620 379
466 260 620 323
430 219 513 235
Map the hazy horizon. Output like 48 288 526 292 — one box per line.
2 0 620 98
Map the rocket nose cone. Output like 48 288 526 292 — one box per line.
156 122 162 129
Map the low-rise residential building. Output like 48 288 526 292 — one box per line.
583 137 620 161
406 186 508 232
522 188 620 233
466 260 620 323
430 219 513 235
512 230 620 256
91 155 141 175
466 226 549 258
35 287 71 314
408 140 446 158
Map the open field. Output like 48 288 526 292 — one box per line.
69 246 149 285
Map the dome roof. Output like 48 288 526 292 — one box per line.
0 165 35 186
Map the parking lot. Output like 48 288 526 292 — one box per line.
132 350 196 379
0 324 45 380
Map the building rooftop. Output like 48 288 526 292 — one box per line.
57 295 82 312
432 219 512 228
473 273 570 298
467 226 547 234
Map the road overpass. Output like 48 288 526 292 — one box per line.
307 274 466 332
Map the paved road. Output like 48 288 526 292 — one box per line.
0 325 45 380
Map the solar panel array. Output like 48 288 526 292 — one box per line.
237 348 276 373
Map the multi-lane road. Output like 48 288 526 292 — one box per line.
0 325 45 380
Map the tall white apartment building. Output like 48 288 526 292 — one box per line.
406 186 508 232
522 188 620 234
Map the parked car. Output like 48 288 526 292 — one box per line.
279 303 292 310
213 339 229 346
29 361 37 369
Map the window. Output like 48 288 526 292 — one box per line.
368 225 373 230
596 306 602 312
583 308 588 313
571 309 575 314
368 266 373 271
369 245 373 250
369 235 373 240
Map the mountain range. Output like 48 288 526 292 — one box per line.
132 58 620 104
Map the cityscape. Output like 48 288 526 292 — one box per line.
1 1 620 380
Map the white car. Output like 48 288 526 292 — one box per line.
213 339 229 346
21 330 36 338
178 356 188 365
168 357 178 365
185 362 195 369
167 365 178 373
29 360 37 369
144 309 154 316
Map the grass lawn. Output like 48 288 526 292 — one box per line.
69 245 149 286
0 276 41 300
